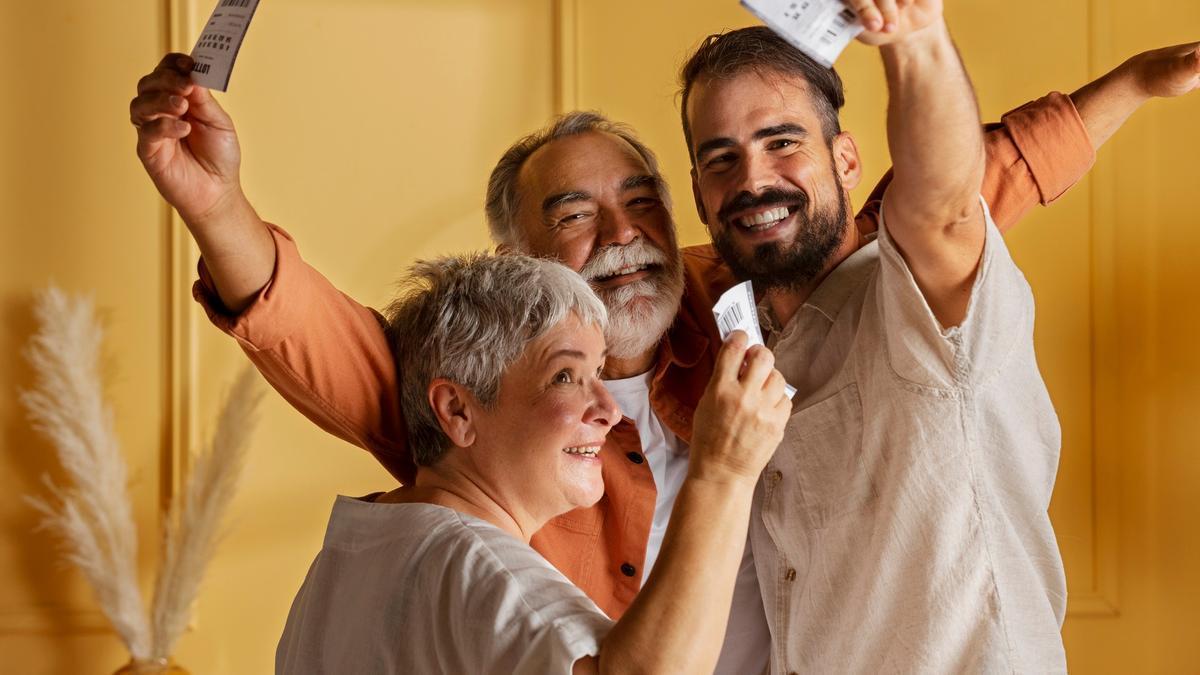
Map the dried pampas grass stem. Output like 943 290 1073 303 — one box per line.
22 286 265 664
22 287 151 659
151 365 264 659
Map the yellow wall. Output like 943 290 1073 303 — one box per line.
1 1 1196 672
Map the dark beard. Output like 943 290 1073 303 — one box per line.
711 178 850 292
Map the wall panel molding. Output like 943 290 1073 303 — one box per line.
1068 0 1120 618
553 0 580 113
0 0 200 637
0 610 112 634
164 0 201 522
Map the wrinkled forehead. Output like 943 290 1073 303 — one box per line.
517 131 654 209
509 312 607 372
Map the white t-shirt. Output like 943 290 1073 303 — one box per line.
277 498 613 674
604 371 771 675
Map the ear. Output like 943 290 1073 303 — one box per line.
691 167 709 225
428 379 477 448
831 131 863 191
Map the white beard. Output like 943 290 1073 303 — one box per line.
579 235 686 363
597 275 683 360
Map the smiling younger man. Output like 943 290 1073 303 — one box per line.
681 2 1068 671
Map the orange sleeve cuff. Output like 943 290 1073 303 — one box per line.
1001 91 1096 205
192 223 303 351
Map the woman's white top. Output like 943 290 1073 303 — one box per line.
277 497 613 674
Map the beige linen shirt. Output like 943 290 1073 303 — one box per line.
754 199 1067 674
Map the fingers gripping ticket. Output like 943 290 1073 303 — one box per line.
130 55 194 128
712 281 797 399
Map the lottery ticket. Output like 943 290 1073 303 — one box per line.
712 281 797 399
740 0 864 69
190 0 262 91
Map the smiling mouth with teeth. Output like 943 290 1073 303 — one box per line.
594 263 656 282
563 446 601 458
735 206 795 231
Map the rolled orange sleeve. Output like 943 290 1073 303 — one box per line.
193 224 415 484
1001 91 1096 205
857 91 1097 235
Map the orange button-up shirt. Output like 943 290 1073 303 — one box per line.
195 93 1094 619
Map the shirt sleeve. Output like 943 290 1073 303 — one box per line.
856 91 1095 236
874 196 1036 391
454 525 614 675
192 224 415 483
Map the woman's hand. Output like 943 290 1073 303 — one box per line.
689 331 791 485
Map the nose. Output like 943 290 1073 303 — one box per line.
587 379 621 433
734 150 776 196
596 205 639 248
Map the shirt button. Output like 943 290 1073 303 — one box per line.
620 563 637 577
626 452 644 464
785 568 797 581
771 470 783 483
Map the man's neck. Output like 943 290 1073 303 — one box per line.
766 221 867 328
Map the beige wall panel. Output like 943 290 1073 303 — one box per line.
0 0 170 673
1062 4 1200 673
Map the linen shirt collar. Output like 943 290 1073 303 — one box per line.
761 236 879 338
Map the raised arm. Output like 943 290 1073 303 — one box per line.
1071 41 1200 148
576 334 790 674
860 41 1200 238
865 1 986 328
130 53 275 313
132 54 413 483
857 92 1093 236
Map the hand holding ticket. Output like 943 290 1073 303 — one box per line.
190 0 262 91
713 281 797 399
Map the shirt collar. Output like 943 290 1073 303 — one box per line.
656 311 710 373
761 236 879 332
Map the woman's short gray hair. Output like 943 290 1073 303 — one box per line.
485 110 672 248
384 252 608 468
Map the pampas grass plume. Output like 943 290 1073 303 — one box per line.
151 365 264 659
22 286 265 662
22 287 151 659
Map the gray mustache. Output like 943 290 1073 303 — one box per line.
580 240 667 281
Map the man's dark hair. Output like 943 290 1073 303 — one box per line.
679 26 846 162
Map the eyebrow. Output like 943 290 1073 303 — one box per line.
621 174 660 193
542 174 660 214
694 123 810 161
546 348 607 363
542 191 592 213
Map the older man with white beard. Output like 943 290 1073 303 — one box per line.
130 19 1199 671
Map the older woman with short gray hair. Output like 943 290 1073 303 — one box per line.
277 252 789 674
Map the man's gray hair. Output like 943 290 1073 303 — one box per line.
485 110 672 248
384 252 608 468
